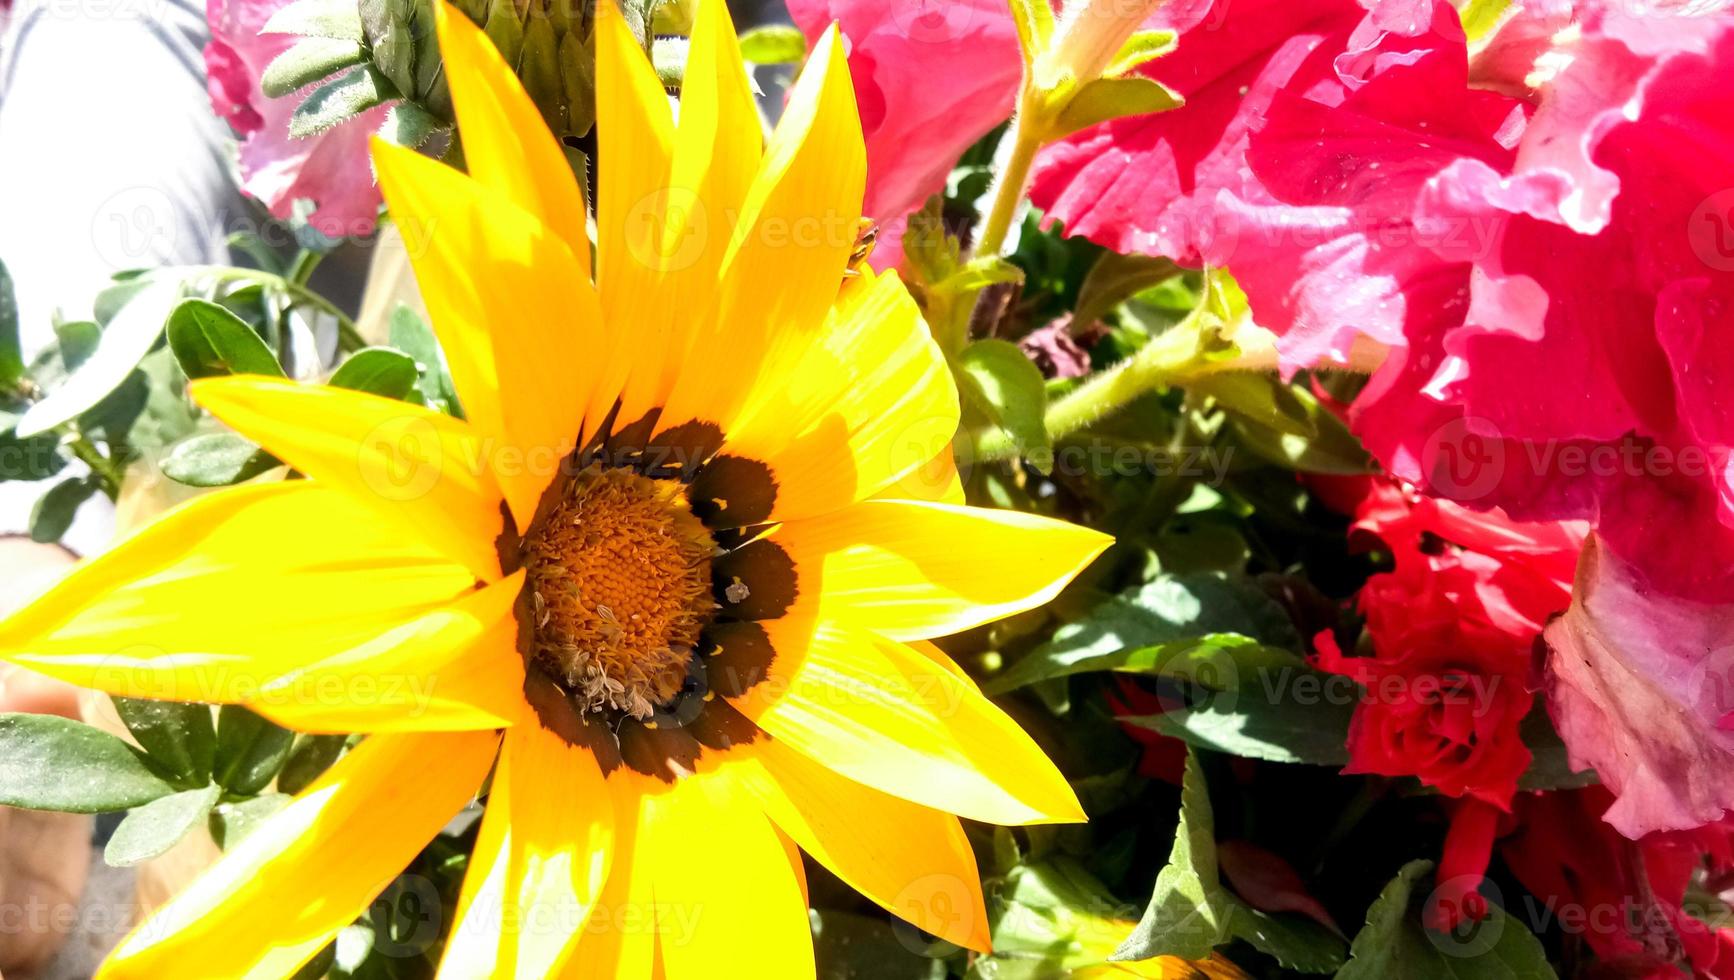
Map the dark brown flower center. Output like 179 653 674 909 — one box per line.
520 464 716 720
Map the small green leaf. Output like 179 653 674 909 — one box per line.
16 280 179 437
0 428 68 481
1052 76 1183 140
53 320 102 370
263 0 364 41
388 303 459 415
737 24 807 64
1115 751 1346 971
1458 0 1513 40
958 339 1051 469
1073 252 1178 329
482 0 525 66
329 347 419 400
214 705 296 796
0 713 179 813
112 698 217 784
290 65 398 139
29 477 98 543
210 793 292 849
277 734 349 795
1007 0 1056 69
1222 380 1372 475
166 298 285 379
812 910 947 979
0 257 23 386
1337 861 1558 980
1131 687 1356 766
104 783 221 867
161 432 281 487
262 38 368 98
1518 707 1598 791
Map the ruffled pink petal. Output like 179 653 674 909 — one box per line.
1544 535 1734 837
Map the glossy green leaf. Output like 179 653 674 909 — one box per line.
104 783 222 867
1107 29 1179 76
29 477 99 543
209 793 292 850
738 24 807 64
1337 861 1557 980
277 734 350 795
1115 750 1346 972
0 713 179 813
1052 76 1183 140
1130 686 1356 766
214 705 296 796
161 432 280 487
958 339 1051 469
328 346 419 400
112 697 217 784
388 303 459 415
166 298 285 379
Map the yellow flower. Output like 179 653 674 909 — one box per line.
0 2 1112 977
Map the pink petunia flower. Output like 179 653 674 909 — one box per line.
205 0 386 238
785 0 1022 268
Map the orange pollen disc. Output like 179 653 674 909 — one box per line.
521 464 716 720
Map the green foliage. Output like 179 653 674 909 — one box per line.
105 784 223 867
329 347 420 400
161 433 280 487
166 298 286 379
738 24 807 64
0 257 22 387
0 714 180 813
112 697 217 784
957 339 1052 470
28 476 99 542
214 706 296 797
15 280 178 438
1337 862 1557 980
278 734 351 795
1116 751 1347 971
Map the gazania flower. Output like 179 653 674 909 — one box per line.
0 3 1110 976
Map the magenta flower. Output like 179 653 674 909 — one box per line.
786 0 1022 267
205 0 386 238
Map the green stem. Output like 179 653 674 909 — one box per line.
66 435 123 501
972 110 1045 259
286 249 324 287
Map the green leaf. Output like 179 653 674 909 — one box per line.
1221 380 1372 475
988 632 1301 697
53 319 102 370
112 698 217 784
160 432 281 487
1337 861 1557 980
1518 707 1597 792
263 0 365 41
0 428 68 481
262 37 367 98
958 339 1051 469
1458 0 1513 40
1052 76 1183 140
210 793 292 849
0 713 179 812
388 303 459 415
1073 252 1178 329
214 705 296 796
0 257 23 386
290 65 398 139
166 298 285 379
277 734 350 795
329 347 419 400
29 477 98 543
1007 0 1056 69
16 280 179 438
812 910 947 979
1107 29 1179 76
1132 685 1355 766
1116 751 1346 971
104 783 221 867
737 24 807 64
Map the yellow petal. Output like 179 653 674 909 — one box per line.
639 772 814 979
730 615 1086 825
625 0 763 427
373 140 599 529
99 729 498 979
191 376 506 580
439 719 614 977
773 499 1112 640
739 737 991 952
906 638 980 691
874 445 967 506
561 789 657 980
0 482 475 703
709 268 958 524
589 0 676 433
253 572 528 733
433 0 589 263
652 24 865 438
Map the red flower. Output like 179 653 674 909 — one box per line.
1314 482 1582 809
1504 786 1734 978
